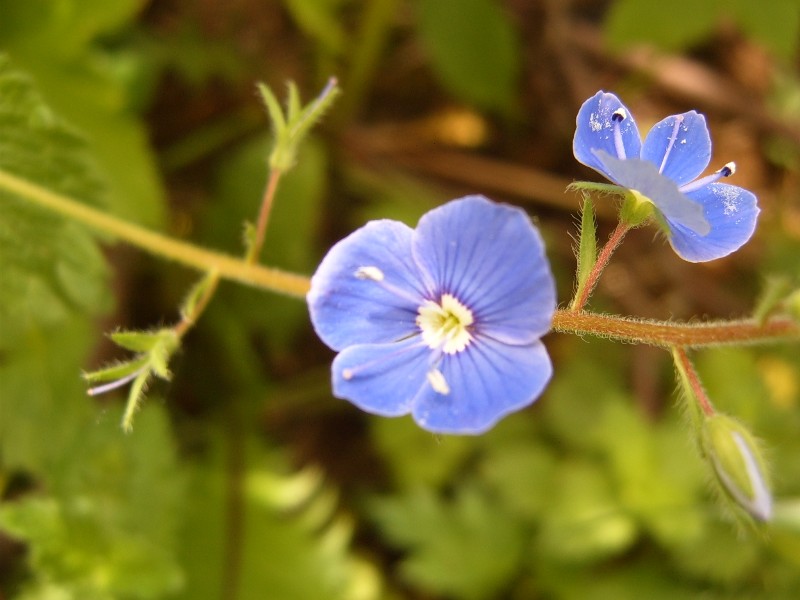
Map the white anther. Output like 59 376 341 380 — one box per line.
354 266 384 281
427 368 450 395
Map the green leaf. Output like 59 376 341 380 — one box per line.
605 0 800 59
0 406 185 599
414 0 520 111
371 417 476 488
535 460 637 563
605 0 718 53
177 433 380 600
371 486 525 599
0 57 111 346
282 0 348 54
0 0 167 227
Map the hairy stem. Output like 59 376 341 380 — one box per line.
5 168 798 349
552 310 800 348
0 169 309 298
671 346 715 416
570 221 630 311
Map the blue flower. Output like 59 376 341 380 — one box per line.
573 91 759 262
307 195 556 434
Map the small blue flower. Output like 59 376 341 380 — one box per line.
307 195 556 434
573 91 759 262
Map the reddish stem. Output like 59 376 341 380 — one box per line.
672 346 715 416
571 221 630 311
248 168 282 264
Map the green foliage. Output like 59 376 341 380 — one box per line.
370 486 526 600
0 377 184 598
414 0 520 112
0 57 110 347
0 0 165 226
199 133 328 352
177 434 380 600
605 0 800 59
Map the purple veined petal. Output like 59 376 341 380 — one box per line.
308 220 427 351
593 150 710 236
573 91 642 178
331 338 430 417
411 338 552 435
667 183 759 262
641 111 711 187
411 196 556 344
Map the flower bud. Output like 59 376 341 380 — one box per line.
702 414 773 522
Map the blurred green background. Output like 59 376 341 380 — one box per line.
1 0 799 598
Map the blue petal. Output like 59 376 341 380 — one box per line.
641 111 711 187
667 183 759 262
331 338 429 416
573 91 642 179
308 220 427 351
411 338 552 434
411 196 556 345
593 151 710 236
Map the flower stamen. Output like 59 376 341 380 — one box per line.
353 265 423 305
611 108 627 160
679 162 736 194
658 114 684 174
417 293 473 354
427 368 450 395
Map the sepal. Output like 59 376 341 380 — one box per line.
258 77 340 172
570 195 597 310
84 328 180 432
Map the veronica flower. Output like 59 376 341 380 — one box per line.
307 195 556 434
573 91 759 262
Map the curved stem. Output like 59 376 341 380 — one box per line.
0 169 309 298
5 168 798 349
552 310 800 348
672 346 715 416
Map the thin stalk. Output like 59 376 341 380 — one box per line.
570 221 630 311
672 346 715 416
246 168 282 264
552 310 800 348
0 169 309 298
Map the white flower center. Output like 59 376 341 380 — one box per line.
416 293 474 354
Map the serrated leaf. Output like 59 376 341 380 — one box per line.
0 57 111 346
178 433 380 600
0 1 166 227
370 486 525 599
0 406 185 599
414 0 520 111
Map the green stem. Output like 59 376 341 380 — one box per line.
0 168 309 298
